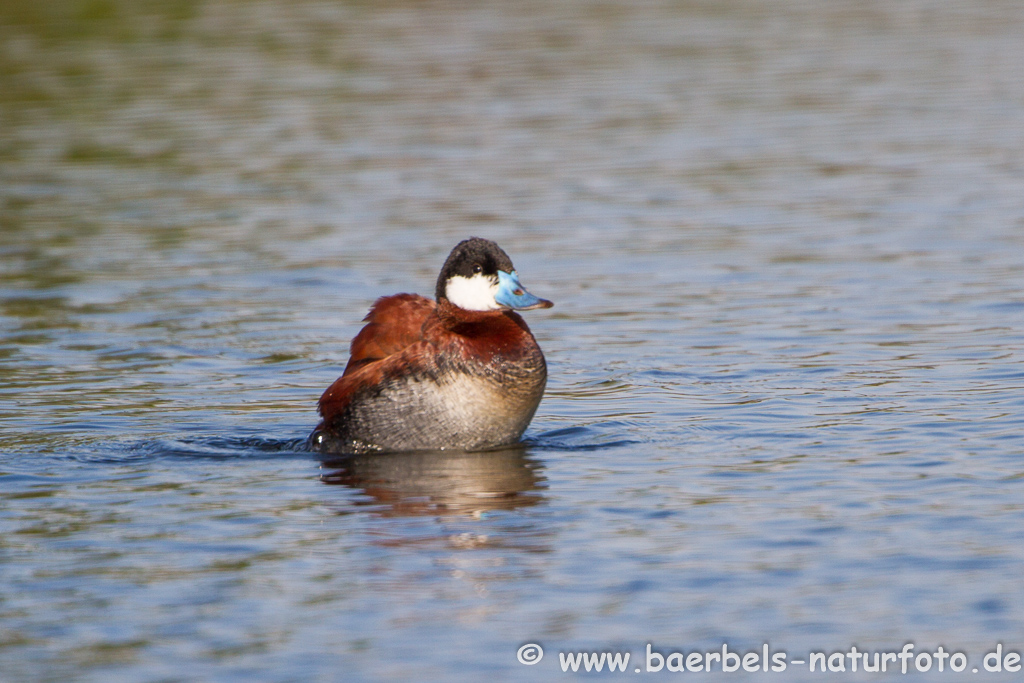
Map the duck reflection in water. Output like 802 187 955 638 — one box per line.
319 446 545 517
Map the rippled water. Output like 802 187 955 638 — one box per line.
3 1 1024 680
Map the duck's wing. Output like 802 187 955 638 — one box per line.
317 294 436 422
343 293 435 373
317 338 437 422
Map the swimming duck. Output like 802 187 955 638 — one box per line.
310 237 552 454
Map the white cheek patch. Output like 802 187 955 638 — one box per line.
445 273 501 311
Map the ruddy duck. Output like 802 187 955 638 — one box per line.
310 237 552 454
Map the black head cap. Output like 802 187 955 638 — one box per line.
435 237 515 302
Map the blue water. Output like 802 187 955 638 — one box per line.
3 1 1024 680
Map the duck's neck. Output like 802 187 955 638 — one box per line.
433 299 534 345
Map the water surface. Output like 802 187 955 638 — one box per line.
2 1 1024 680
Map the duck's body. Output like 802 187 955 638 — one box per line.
311 238 552 454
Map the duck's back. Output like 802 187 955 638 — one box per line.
341 294 435 374
313 296 547 453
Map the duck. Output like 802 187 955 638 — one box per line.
310 237 553 454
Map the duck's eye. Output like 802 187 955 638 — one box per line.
472 264 482 274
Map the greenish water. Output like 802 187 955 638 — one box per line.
3 1 1024 680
